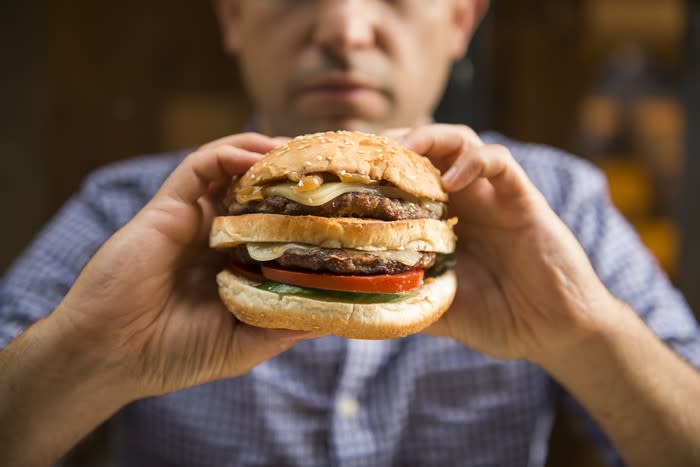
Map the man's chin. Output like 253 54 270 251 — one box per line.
279 116 389 136
314 117 386 134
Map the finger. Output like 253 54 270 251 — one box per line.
155 144 264 206
398 124 479 183
199 132 283 153
381 127 412 142
273 136 291 145
400 124 482 161
402 126 532 200
443 144 531 200
192 195 224 245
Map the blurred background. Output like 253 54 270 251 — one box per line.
1 1 699 465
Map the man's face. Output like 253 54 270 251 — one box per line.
217 0 483 136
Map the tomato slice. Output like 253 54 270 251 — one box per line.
228 261 265 283
260 265 424 294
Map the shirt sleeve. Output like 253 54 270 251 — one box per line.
0 156 172 350
556 160 700 466
0 197 110 349
567 167 700 366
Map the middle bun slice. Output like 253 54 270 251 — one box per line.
211 214 457 253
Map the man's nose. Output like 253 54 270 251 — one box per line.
313 0 377 53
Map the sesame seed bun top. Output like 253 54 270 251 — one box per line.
235 130 447 202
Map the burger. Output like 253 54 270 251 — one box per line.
210 130 457 339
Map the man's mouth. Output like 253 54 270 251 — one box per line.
299 74 384 100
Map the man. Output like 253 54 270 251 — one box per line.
1 1 699 466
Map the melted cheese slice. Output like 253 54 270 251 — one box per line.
264 182 443 217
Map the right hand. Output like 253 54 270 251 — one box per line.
49 133 317 399
387 124 614 365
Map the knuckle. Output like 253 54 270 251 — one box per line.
487 144 512 157
450 123 478 137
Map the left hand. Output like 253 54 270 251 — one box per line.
52 132 317 399
384 124 615 363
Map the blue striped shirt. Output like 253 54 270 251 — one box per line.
2 133 699 466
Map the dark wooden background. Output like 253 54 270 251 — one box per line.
2 1 251 276
681 1 700 328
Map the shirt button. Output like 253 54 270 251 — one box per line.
337 395 360 420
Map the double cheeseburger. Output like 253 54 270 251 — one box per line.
210 130 457 339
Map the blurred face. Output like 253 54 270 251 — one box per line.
216 0 485 136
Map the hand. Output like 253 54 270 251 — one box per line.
50 133 315 399
385 124 614 363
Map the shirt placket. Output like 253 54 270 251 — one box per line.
330 338 399 467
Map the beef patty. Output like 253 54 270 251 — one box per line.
227 192 445 221
231 245 436 275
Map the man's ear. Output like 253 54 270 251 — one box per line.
213 0 241 56
449 0 489 60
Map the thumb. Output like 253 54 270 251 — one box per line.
221 325 324 377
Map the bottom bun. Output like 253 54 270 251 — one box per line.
217 269 457 339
